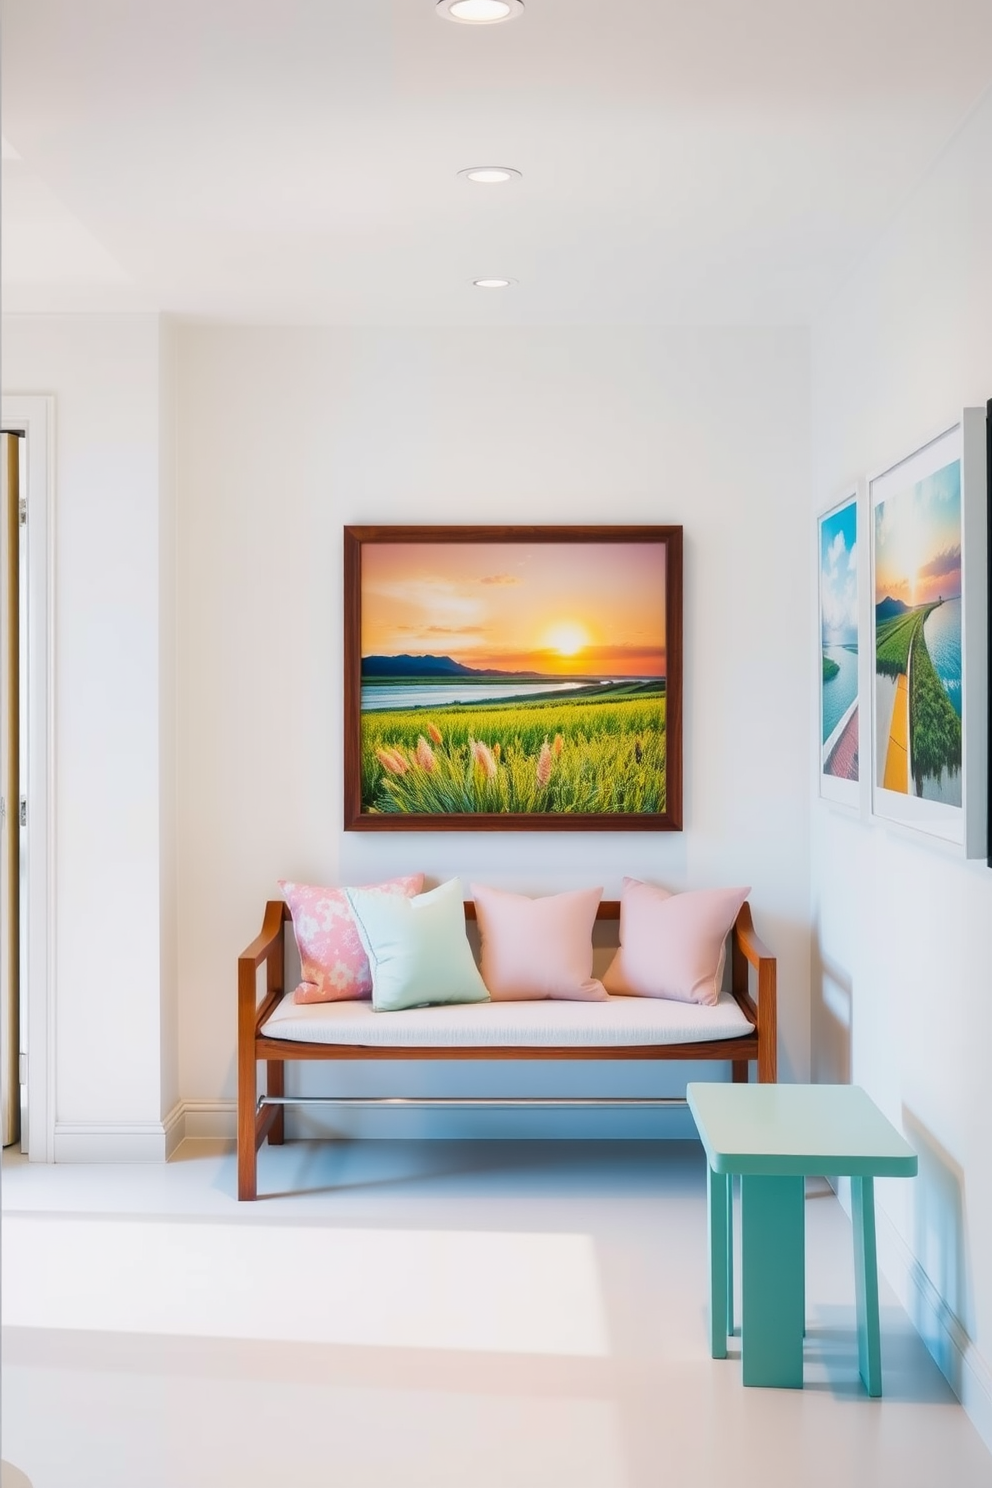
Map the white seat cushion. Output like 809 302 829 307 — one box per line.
261 991 753 1048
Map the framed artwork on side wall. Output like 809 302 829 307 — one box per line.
869 410 988 856
343 525 683 832
818 486 863 811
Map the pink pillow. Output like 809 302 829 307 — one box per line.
603 879 750 1006
471 883 608 1001
280 875 424 1003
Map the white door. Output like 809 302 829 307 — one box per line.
0 429 24 1146
1 397 53 1160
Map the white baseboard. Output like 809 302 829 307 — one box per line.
873 1202 992 1455
182 1100 237 1141
54 1102 185 1164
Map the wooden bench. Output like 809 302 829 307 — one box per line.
237 898 777 1200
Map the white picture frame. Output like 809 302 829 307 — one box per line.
818 484 865 812
868 409 988 856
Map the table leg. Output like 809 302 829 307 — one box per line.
726 1174 735 1338
707 1164 730 1359
741 1174 805 1388
852 1175 882 1397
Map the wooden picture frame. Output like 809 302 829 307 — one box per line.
344 525 683 832
868 411 987 857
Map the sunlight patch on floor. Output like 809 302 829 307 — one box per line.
3 1215 610 1357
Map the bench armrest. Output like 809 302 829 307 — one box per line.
238 900 287 1037
731 901 777 1082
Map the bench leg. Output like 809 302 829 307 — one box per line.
852 1176 882 1397
267 1060 285 1145
732 1061 749 1084
707 1164 732 1358
238 1087 258 1202
741 1174 805 1387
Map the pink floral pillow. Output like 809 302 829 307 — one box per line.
280 875 424 1003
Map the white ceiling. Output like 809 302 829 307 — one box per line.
3 0 992 325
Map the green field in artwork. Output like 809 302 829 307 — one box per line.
361 685 666 814
875 610 925 677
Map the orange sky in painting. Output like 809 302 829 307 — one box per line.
362 542 667 677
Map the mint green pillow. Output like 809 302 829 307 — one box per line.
345 877 490 1013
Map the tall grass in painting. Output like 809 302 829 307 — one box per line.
909 623 961 795
875 609 930 677
361 694 666 814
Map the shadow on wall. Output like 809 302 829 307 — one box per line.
901 1104 975 1395
810 936 851 1085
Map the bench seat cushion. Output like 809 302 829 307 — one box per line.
261 990 754 1048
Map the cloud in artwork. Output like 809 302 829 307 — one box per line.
821 529 857 642
479 573 521 586
827 530 847 574
919 545 961 580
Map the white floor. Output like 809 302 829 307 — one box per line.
3 1138 991 1488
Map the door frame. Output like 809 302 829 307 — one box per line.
2 395 55 1161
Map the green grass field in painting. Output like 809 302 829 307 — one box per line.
876 603 961 792
361 686 666 814
908 617 961 795
875 608 932 677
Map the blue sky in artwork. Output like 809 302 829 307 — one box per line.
820 498 858 647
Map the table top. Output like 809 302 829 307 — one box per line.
686 1083 918 1178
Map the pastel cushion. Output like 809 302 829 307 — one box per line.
346 877 490 1013
603 879 750 1006
471 883 608 1001
280 875 424 1003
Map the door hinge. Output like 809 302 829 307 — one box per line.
18 1053 27 1086
19 498 26 525
19 797 26 827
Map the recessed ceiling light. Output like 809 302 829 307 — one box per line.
458 166 522 185
436 0 524 23
473 278 516 289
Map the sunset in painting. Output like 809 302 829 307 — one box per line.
361 542 666 678
355 537 673 819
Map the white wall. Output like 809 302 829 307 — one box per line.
811 91 992 1448
176 325 812 1135
2 314 179 1158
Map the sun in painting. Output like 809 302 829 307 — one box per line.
544 620 589 657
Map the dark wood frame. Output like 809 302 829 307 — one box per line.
344 525 683 832
237 898 776 1201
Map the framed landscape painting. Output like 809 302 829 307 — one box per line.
343 525 683 832
818 487 862 809
869 411 988 856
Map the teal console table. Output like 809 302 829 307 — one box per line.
686 1082 918 1394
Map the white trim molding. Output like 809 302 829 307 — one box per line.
181 1099 237 1142
54 1102 186 1163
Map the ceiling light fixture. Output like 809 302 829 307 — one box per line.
458 166 522 185
473 278 515 289
436 1 524 23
